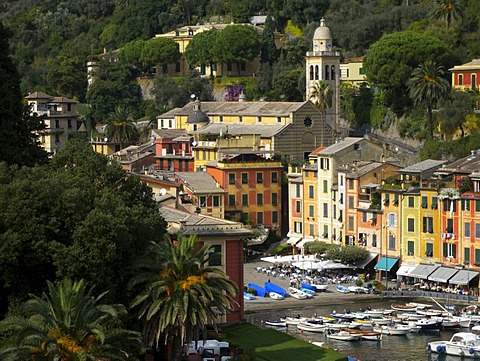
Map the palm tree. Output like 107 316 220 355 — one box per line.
105 105 139 150
130 234 238 361
0 279 143 360
429 0 464 30
309 80 333 114
407 60 450 139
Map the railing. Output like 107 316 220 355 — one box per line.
382 289 478 303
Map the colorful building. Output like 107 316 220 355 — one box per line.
152 128 194 172
25 91 84 154
206 152 282 232
449 59 480 91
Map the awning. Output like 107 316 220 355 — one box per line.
428 266 458 283
408 264 439 279
355 252 378 269
397 264 417 277
374 257 399 271
448 269 479 285
287 236 302 246
296 238 315 249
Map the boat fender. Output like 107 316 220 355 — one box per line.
427 344 431 351
437 345 443 353
470 347 475 355
442 346 447 353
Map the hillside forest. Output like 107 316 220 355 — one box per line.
2 0 480 156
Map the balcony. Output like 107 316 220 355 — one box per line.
442 233 456 240
306 51 341 57
40 127 64 134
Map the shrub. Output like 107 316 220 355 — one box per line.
246 287 257 296
273 243 292 255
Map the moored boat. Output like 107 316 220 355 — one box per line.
268 291 284 300
288 287 309 300
428 332 480 358
297 321 327 333
373 325 409 335
414 318 442 331
312 284 328 292
326 329 362 341
391 304 417 312
342 328 382 341
265 319 287 327
336 285 350 293
243 292 256 300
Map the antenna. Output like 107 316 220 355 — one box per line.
159 188 167 196
191 94 196 100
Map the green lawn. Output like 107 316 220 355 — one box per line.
221 323 348 361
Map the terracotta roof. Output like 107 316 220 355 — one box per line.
449 59 480 71
25 91 52 100
195 122 288 137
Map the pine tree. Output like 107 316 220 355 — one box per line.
0 22 47 166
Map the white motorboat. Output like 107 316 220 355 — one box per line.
268 291 284 300
287 287 309 300
371 317 392 325
373 325 409 336
414 318 442 331
265 319 287 327
364 309 391 318
428 332 480 358
343 328 383 341
243 292 256 300
347 286 370 294
284 316 307 326
312 284 328 292
336 285 350 293
297 321 327 333
391 304 417 312
326 329 362 341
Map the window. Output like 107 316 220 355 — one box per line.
388 234 396 251
407 218 415 232
465 247 470 263
421 196 428 209
320 158 330 170
476 249 480 265
277 116 281 123
423 217 434 233
67 119 72 129
209 245 222 266
219 116 223 122
384 193 390 205
309 224 315 236
309 185 314 198
257 116 262 123
272 211 278 223
309 205 314 217
200 196 206 207
443 243 457 259
408 196 415 207
362 212 367 223
213 196 219 207
238 116 243 123
242 194 248 206
372 234 377 247
476 200 480 212
256 172 263 184
359 67 365 75
323 180 328 193
323 203 328 218
338 210 343 222
340 175 344 186
431 197 438 209
271 172 278 183
175 62 181 72
323 225 328 238
348 216 354 231
472 74 477 91
462 199 471 211
463 222 471 238
426 243 433 257
476 223 480 238
55 119 60 128
443 199 457 212
202 150 206 160
228 195 235 206
394 194 399 206
272 193 278 206
242 173 248 184
387 213 397 228
407 241 415 256
296 201 301 213
294 221 302 233
296 184 301 197
348 196 354 209
458 74 463 85
229 173 235 185
257 194 263 205
257 212 263 224
348 179 354 189
446 218 453 233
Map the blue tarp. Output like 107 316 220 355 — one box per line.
301 283 316 292
264 282 286 297
374 256 399 271
247 283 266 297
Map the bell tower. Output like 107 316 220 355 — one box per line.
305 18 341 132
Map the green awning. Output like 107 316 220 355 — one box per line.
374 256 399 271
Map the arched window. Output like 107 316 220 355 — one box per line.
325 65 330 80
331 65 336 81
315 65 319 80
472 74 477 91
458 74 463 85
310 65 314 80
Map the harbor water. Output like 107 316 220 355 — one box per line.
246 298 471 361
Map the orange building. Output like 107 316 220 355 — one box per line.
206 152 282 232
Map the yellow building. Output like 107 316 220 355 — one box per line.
154 23 283 77
339 56 367 87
